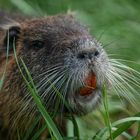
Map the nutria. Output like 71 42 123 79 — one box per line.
0 11 111 139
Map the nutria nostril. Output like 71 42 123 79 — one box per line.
77 50 100 60
94 50 99 57
77 52 87 59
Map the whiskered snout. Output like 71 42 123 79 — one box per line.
61 38 110 115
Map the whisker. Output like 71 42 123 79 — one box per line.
59 71 75 119
105 59 140 109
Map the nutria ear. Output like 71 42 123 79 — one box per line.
3 25 21 51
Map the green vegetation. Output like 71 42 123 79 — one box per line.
0 0 140 139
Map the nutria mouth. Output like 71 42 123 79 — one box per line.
79 73 96 96
75 73 100 103
77 88 100 102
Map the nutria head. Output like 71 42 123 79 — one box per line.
2 14 110 115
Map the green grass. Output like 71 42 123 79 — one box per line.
0 31 10 89
13 40 63 140
0 0 140 139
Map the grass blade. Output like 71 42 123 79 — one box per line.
102 85 113 140
13 41 63 140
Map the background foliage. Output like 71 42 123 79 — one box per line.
0 0 140 139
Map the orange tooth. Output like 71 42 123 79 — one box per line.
79 73 96 96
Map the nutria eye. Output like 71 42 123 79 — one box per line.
31 40 44 50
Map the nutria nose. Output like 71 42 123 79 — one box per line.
77 50 100 60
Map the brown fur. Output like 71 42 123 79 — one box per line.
0 11 104 139
0 11 88 139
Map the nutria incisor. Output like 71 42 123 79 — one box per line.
0 11 131 139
